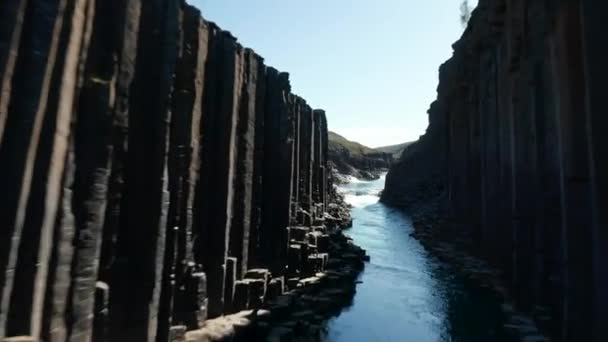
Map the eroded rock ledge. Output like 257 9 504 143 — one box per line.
0 1 364 341
184 228 367 342
382 1 607 341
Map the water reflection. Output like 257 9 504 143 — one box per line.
326 175 510 342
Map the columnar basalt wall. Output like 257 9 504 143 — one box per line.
382 1 607 341
0 1 333 341
313 110 328 215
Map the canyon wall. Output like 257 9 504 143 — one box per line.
0 1 333 341
382 0 607 341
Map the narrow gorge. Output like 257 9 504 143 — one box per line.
1 0 606 342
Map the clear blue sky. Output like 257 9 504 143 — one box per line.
189 0 476 147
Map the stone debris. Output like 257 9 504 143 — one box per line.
182 228 368 341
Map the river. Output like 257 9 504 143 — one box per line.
325 174 511 342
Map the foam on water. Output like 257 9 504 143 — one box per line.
345 175 366 183
343 194 379 208
337 174 385 208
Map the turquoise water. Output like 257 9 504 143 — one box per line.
326 175 511 342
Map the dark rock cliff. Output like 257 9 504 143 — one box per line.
382 0 607 341
0 1 339 341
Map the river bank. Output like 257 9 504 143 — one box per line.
182 230 368 341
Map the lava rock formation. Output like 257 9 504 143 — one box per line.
382 1 607 341
0 1 343 341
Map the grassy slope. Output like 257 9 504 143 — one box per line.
328 131 378 156
374 141 415 158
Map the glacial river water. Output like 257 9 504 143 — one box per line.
326 174 511 342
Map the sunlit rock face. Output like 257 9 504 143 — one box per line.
327 131 393 182
0 1 337 341
382 0 608 341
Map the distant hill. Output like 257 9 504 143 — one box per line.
328 131 393 181
375 141 415 159
328 131 377 156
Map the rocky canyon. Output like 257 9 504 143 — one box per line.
2 0 607 341
383 0 607 341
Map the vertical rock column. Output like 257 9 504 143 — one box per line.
476 18 503 264
0 0 67 335
247 57 267 270
53 1 130 341
97 0 141 296
157 4 209 339
85 2 143 340
289 95 301 224
0 0 28 147
0 0 94 338
554 3 595 339
321 112 329 212
108 0 179 340
297 104 314 225
580 1 608 340
196 27 240 318
260 68 294 275
312 110 328 217
229 48 262 280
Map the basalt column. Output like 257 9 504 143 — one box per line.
313 110 328 217
109 0 179 340
0 0 95 338
196 27 240 318
580 1 608 340
297 104 314 225
260 69 294 275
95 2 142 341
247 55 267 270
52 1 133 341
289 95 301 224
0 0 27 147
157 5 209 341
229 49 263 280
